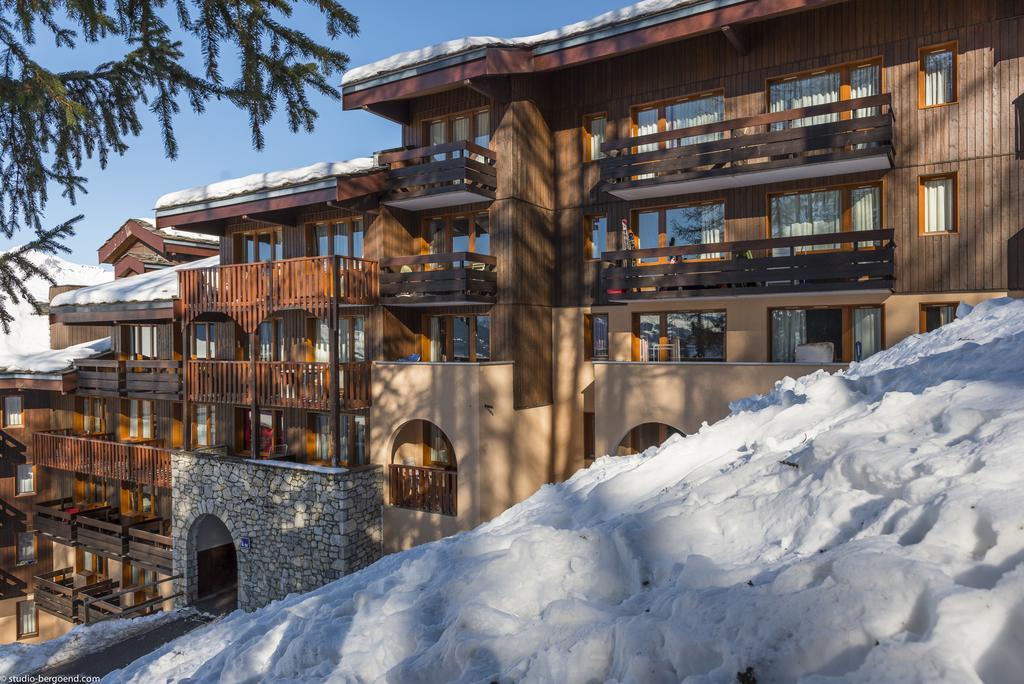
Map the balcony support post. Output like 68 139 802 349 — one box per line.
249 330 259 457
328 257 341 468
182 323 191 451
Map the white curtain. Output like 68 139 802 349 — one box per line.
923 177 954 233
770 190 841 253
851 64 881 118
924 51 954 106
16 465 32 494
636 107 659 152
588 116 605 160
770 71 840 129
18 602 35 636
196 405 209 446
314 319 330 363
853 307 882 361
667 95 724 147
772 309 806 362
851 186 881 247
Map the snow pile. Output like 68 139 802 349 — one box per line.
0 610 183 676
155 159 376 210
343 0 703 85
115 298 1024 683
51 256 219 308
0 250 112 373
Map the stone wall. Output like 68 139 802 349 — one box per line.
171 450 382 611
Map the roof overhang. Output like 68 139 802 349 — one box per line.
0 372 74 392
98 219 218 264
343 0 844 111
50 300 176 325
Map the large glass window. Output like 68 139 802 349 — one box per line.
4 395 23 428
239 228 282 263
771 306 882 363
15 464 34 495
769 61 881 128
127 400 154 440
192 322 216 360
127 325 157 360
17 532 35 564
585 215 608 260
16 600 36 639
240 409 283 456
423 212 490 262
920 174 957 234
311 413 332 464
337 316 366 363
583 113 607 161
585 314 609 361
633 201 725 262
194 404 217 447
338 413 367 466
81 397 105 434
920 43 956 107
633 93 724 148
921 304 957 333
312 218 364 259
634 311 725 362
424 108 490 158
425 315 491 362
770 183 882 251
255 320 284 362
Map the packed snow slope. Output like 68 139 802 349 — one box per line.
115 298 1024 683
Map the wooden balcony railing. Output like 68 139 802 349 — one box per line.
76 509 132 557
127 519 173 576
33 430 172 488
389 464 457 516
379 141 497 210
124 360 182 400
180 255 379 332
379 252 497 305
187 360 370 410
600 229 895 301
73 359 123 396
600 94 894 200
81 574 181 625
34 568 116 623
32 499 110 544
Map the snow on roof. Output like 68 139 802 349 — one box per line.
0 337 110 374
51 256 219 308
129 218 219 246
106 297 1024 682
154 158 377 210
342 0 703 85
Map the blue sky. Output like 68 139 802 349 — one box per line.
14 0 628 264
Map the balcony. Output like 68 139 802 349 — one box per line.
600 229 894 302
180 255 379 331
34 567 116 623
127 519 173 575
33 430 172 488
76 509 133 557
600 94 894 200
389 464 457 516
379 253 497 306
125 360 182 400
379 142 497 211
73 359 122 396
32 499 110 545
186 360 370 411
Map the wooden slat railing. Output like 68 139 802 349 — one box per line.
600 229 895 300
33 431 172 488
32 499 110 544
76 509 132 557
124 360 182 399
389 464 457 516
127 519 173 575
73 358 123 396
379 252 497 304
600 94 894 191
180 255 379 333
187 360 370 410
379 141 497 205
81 574 181 625
34 568 117 623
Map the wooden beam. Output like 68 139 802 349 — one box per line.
362 100 412 125
465 76 511 103
721 24 749 55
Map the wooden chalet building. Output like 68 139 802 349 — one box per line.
98 218 219 279
6 0 1024 644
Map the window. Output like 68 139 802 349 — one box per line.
771 306 882 363
339 413 367 466
255 320 284 361
81 397 105 434
585 215 608 261
585 314 609 361
921 303 957 333
424 422 452 468
310 413 332 464
584 412 595 461
16 600 37 639
194 404 217 447
192 323 217 360
15 464 34 495
77 474 108 505
240 409 283 456
583 113 607 161
338 316 366 363
127 400 155 440
633 311 726 362
770 183 882 250
633 92 725 149
425 108 490 160
126 325 157 359
311 217 364 259
17 532 35 565
79 549 107 575
919 43 956 108
768 60 881 127
124 483 156 515
237 228 283 263
425 315 490 362
633 201 725 262
3 395 23 428
424 212 490 260
919 173 957 234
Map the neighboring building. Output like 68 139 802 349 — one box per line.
7 0 1024 644
98 218 219 278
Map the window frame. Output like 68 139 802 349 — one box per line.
768 304 885 363
125 399 156 441
124 324 158 360
918 172 959 235
15 463 35 496
16 531 36 566
192 403 218 447
423 107 491 155
631 310 727 362
582 112 608 162
919 302 959 333
420 211 490 259
191 322 217 360
80 396 106 435
584 313 609 361
308 216 365 259
630 199 728 262
584 214 609 262
630 89 726 151
235 227 283 263
765 57 884 116
3 394 23 428
238 408 285 457
918 41 958 109
422 314 491 362
16 599 37 640
766 180 885 249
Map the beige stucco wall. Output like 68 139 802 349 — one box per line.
0 596 73 644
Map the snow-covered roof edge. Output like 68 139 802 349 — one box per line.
342 0 713 87
0 337 111 375
51 256 219 308
155 158 378 212
128 219 219 246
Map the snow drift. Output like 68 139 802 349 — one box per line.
113 298 1024 683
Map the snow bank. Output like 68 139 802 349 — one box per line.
115 298 1024 683
0 249 111 373
0 610 183 676
343 0 702 85
155 159 376 210
51 256 219 308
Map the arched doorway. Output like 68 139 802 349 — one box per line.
616 422 683 456
190 514 237 613
389 420 457 516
